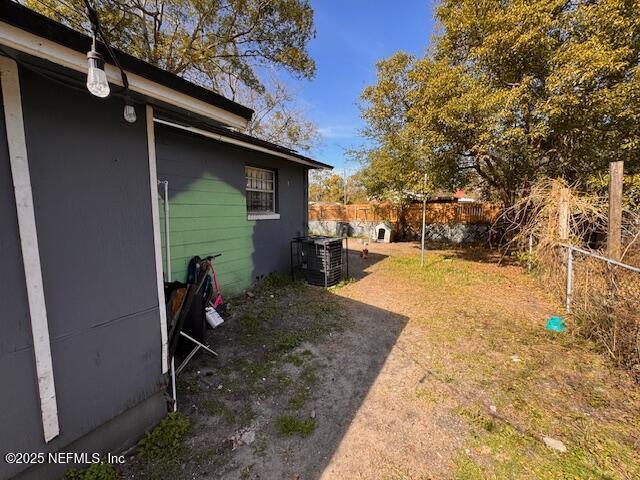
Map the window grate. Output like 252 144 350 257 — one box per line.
246 166 275 213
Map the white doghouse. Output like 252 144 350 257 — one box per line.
373 222 394 243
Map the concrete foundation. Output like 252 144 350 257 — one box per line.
309 220 489 244
13 392 166 480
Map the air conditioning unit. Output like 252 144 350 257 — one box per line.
301 237 343 287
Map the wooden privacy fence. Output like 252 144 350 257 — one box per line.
309 203 398 222
309 202 499 226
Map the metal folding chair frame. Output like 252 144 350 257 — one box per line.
176 330 217 375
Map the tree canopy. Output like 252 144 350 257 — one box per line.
24 0 318 149
358 0 640 206
309 170 368 204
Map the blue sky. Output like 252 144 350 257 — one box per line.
291 0 437 172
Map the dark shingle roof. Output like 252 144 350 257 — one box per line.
0 1 253 121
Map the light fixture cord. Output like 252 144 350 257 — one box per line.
83 0 130 94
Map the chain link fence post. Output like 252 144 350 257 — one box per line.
565 245 573 313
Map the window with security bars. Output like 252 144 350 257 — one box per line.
245 166 276 213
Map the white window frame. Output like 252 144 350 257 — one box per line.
246 166 280 220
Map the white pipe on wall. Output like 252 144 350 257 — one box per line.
162 180 171 282
160 179 178 412
146 105 169 374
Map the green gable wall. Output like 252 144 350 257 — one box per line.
158 177 255 296
155 125 309 297
156 129 255 296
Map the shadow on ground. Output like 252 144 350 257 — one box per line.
122 253 407 480
344 246 388 280
122 242 640 480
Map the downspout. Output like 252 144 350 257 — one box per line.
160 180 171 281
159 179 177 412
303 167 309 236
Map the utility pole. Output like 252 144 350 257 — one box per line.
607 161 624 260
421 173 427 268
343 167 348 205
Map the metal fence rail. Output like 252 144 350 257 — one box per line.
561 244 640 312
562 244 640 313
552 242 640 376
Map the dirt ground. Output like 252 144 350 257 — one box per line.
123 242 640 480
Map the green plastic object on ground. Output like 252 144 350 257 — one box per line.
546 316 566 332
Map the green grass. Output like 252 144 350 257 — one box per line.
386 254 503 288
203 397 255 427
274 332 303 352
237 281 345 353
236 407 256 427
128 413 193 480
275 371 293 388
259 272 296 290
453 455 485 480
230 285 329 407
453 407 632 480
329 277 355 289
288 389 309 410
275 415 316 436
137 413 190 461
229 357 272 386
128 247 640 480
239 311 261 335
203 399 237 424
240 463 255 479
285 353 305 366
266 297 345 354
176 375 200 394
394 250 640 480
414 386 441 404
300 363 319 385
63 462 117 480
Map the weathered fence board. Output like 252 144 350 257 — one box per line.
309 202 499 226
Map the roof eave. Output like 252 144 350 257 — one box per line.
154 117 332 169
0 2 253 128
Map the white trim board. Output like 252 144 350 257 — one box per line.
0 21 249 130
0 56 59 442
153 118 324 169
247 213 281 221
146 105 169 374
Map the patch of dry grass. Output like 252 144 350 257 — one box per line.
381 251 640 480
494 178 640 379
124 243 639 480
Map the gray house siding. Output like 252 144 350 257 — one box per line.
1 67 165 480
156 125 309 294
251 156 309 281
1 51 316 479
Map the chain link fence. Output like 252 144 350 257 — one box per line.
562 244 640 378
497 179 640 379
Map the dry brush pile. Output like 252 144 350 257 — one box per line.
494 179 640 380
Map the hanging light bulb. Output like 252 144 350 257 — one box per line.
86 38 110 98
123 102 137 123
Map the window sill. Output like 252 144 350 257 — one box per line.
248 213 281 221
